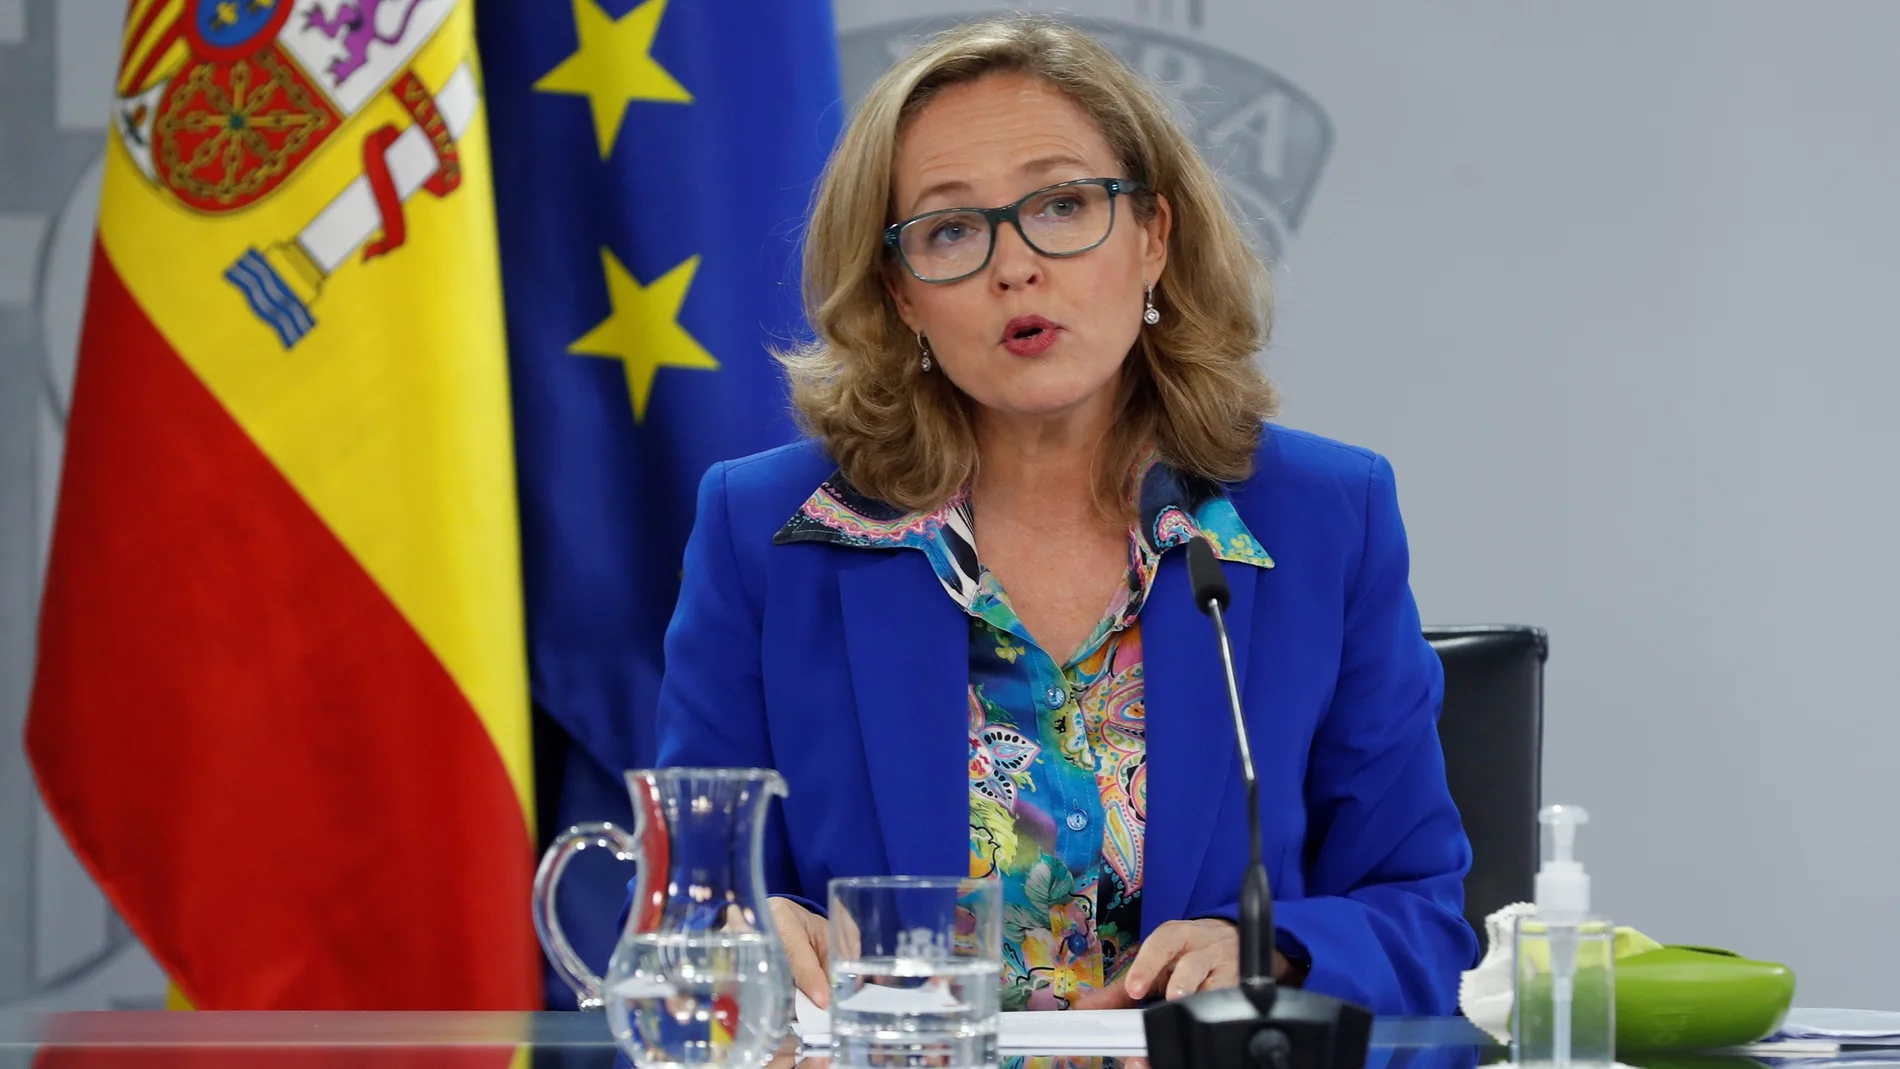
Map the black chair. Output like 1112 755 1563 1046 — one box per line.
1425 625 1547 939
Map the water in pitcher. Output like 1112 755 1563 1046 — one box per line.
829 956 1002 1069
606 932 788 1069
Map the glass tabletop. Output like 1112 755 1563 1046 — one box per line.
0 1013 1488 1069
0 1012 1883 1069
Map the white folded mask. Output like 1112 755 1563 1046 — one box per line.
1459 901 1539 1043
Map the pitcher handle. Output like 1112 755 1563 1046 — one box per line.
531 821 639 1010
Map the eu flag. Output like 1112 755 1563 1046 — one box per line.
477 0 843 1005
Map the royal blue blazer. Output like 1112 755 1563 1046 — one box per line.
653 425 1479 1015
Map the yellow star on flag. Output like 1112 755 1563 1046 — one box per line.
535 0 692 158
569 249 719 422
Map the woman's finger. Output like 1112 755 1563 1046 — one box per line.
770 899 832 1008
1201 952 1239 994
1069 979 1140 1010
831 902 862 964
1123 922 1192 1000
803 910 833 974
1165 947 1216 1000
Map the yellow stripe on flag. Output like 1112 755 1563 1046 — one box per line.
117 0 185 95
95 2 533 818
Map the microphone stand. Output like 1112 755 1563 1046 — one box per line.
1208 587 1274 990
1141 538 1373 1069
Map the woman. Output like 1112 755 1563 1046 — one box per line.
654 15 1477 1015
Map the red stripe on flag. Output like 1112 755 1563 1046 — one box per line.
34 1042 522 1069
117 2 168 91
26 243 540 1010
124 20 183 100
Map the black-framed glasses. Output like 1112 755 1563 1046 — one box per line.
884 177 1147 284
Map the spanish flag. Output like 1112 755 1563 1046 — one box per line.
24 0 537 1010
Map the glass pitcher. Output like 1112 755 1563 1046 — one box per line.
532 767 794 1069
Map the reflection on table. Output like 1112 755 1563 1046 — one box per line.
0 1011 1881 1069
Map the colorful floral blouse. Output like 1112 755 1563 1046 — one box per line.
781 457 1272 1010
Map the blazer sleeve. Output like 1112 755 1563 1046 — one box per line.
647 462 810 908
1270 453 1479 1014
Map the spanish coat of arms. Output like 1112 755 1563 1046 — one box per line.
112 0 474 346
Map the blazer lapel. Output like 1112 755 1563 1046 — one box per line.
1142 551 1259 931
838 550 969 879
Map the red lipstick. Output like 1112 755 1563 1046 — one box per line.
1001 315 1060 356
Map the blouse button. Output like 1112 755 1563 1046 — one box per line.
1045 686 1067 709
1067 811 1089 832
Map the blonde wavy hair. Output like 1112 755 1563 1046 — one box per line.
779 14 1278 514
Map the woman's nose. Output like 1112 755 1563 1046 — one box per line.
987 222 1044 291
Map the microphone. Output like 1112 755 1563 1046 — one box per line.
1183 536 1273 989
1141 537 1373 1069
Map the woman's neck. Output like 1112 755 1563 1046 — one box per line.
971 396 1119 526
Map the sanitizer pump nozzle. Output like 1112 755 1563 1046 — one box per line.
1515 805 1613 1069
1537 804 1591 919
1540 806 1588 1067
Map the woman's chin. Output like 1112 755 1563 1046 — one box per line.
976 383 1118 422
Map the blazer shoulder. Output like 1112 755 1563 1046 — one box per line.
718 437 835 494
1243 423 1387 495
1226 424 1406 552
705 438 837 554
1223 425 1407 592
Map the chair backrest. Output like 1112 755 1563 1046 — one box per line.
1425 625 1547 939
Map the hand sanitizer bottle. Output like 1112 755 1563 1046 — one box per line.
1513 805 1615 1069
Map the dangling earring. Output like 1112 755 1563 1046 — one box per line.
1143 282 1161 325
917 331 933 372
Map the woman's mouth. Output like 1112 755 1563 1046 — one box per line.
1002 316 1061 356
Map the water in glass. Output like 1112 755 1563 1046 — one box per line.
531 768 795 1069
607 931 785 1069
830 956 1001 1068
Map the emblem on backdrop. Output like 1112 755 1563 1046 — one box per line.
836 8 1332 260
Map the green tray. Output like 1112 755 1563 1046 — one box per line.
1615 945 1795 1052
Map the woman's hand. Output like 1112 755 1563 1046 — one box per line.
769 897 833 1007
1071 919 1291 1008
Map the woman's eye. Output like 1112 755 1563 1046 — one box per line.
926 217 983 245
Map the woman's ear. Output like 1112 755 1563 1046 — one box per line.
1140 192 1172 285
882 265 921 332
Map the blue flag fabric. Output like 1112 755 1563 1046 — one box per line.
476 0 843 1006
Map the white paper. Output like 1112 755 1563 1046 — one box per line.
610 976 679 999
833 984 967 1015
1723 1040 1843 1056
794 990 1147 1055
795 988 826 1035
998 1009 1148 1054
1779 1008 1900 1041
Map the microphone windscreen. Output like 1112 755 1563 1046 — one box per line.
1184 536 1231 615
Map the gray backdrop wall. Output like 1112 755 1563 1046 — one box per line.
2 0 1895 1011
1 0 166 1011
